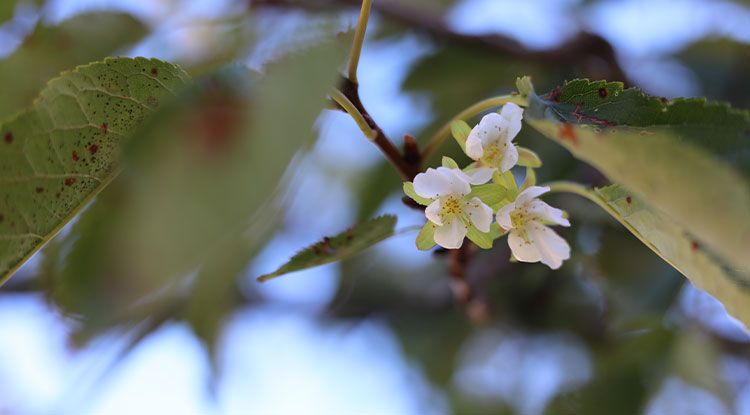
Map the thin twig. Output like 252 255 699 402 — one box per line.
339 78 421 180
329 88 377 140
347 0 372 83
251 0 630 85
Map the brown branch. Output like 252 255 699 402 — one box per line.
251 0 630 85
339 77 421 180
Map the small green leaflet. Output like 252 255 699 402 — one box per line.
594 185 750 327
257 215 397 282
0 57 191 283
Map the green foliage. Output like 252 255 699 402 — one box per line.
0 13 149 120
466 224 493 249
466 183 506 206
49 37 349 343
416 221 437 251
526 79 750 284
594 184 750 326
0 57 191 283
0 0 18 23
258 215 397 281
403 181 432 205
450 119 471 151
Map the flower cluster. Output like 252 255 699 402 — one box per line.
403 103 571 269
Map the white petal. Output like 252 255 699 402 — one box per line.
425 199 443 226
526 221 570 269
542 203 571 227
465 197 493 232
477 113 504 144
498 142 519 172
495 202 516 230
515 185 550 205
436 166 472 195
434 218 468 249
465 127 484 160
507 229 541 263
499 102 523 140
413 168 450 198
464 166 496 185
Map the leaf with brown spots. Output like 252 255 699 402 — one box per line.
0 57 191 284
594 184 750 328
522 78 750 281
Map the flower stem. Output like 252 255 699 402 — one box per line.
545 181 682 273
347 0 373 84
329 88 377 140
420 94 528 163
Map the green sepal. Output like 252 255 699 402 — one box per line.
451 120 471 152
521 166 537 190
467 183 507 206
494 170 519 200
442 156 459 169
516 76 533 98
487 222 507 240
416 222 437 250
466 224 493 249
490 200 511 212
403 182 432 206
517 147 542 168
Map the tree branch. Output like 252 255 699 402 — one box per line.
339 77 421 180
251 0 630 85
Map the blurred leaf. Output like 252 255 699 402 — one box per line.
677 38 750 109
594 185 750 328
258 215 397 281
526 79 750 281
0 57 191 284
52 36 350 340
548 324 674 415
0 0 18 23
0 12 149 119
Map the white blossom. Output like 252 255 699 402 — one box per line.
496 186 571 269
413 167 493 249
464 103 524 178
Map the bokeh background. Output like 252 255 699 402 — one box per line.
1 0 749 414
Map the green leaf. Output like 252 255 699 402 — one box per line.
0 13 149 120
403 181 432 206
487 222 506 240
592 184 750 327
258 215 397 281
526 78 750 275
0 57 191 284
416 221 437 251
521 166 537 190
467 183 506 206
517 146 542 167
466 224 493 249
0 0 18 23
441 155 459 169
450 120 471 151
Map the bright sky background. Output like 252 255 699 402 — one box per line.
0 0 748 413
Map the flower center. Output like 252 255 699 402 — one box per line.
482 140 508 167
440 196 463 220
510 206 532 229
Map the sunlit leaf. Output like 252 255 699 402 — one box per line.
258 215 397 281
594 184 750 327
